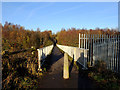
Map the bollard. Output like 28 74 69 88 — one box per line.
63 53 69 79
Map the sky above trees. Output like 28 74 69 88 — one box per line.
2 2 118 33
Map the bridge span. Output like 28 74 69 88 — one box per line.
37 46 96 88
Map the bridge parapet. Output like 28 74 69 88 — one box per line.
37 45 54 71
56 44 88 69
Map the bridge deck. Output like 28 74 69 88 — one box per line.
38 46 96 88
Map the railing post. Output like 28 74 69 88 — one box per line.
81 34 83 48
37 49 42 71
74 48 77 62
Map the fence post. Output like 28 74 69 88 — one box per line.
94 35 96 62
115 35 116 72
84 34 86 67
87 34 90 66
102 34 104 43
116 35 118 72
86 34 88 66
89 34 91 65
100 34 101 60
106 35 109 69
112 35 114 71
109 35 112 70
82 34 83 48
96 34 98 59
86 34 87 49
118 35 120 72
93 34 95 66
79 33 80 48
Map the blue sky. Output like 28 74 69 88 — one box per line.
2 2 118 33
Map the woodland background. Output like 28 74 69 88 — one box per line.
1 22 120 89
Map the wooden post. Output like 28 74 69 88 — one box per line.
63 53 69 79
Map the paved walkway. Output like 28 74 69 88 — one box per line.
38 46 96 89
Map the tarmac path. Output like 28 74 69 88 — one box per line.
38 46 96 89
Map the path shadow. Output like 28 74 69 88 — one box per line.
69 54 74 76
50 54 63 65
41 46 63 71
40 49 46 64
76 52 97 89
77 52 89 89
49 46 63 65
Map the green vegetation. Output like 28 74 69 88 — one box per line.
2 22 54 89
2 50 40 89
2 22 53 52
88 60 120 89
2 22 120 89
